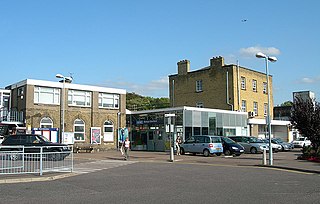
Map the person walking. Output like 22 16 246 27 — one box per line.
123 137 130 160
176 136 182 155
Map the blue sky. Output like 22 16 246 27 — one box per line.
1 0 319 105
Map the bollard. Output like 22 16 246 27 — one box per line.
170 146 174 162
262 149 267 165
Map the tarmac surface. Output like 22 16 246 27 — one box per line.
1 148 319 183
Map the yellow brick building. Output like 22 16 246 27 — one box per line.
169 56 273 119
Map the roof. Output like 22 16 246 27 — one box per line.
6 79 126 95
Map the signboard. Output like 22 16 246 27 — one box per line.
91 127 101 144
62 132 74 144
165 113 176 117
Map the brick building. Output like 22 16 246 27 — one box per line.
168 56 290 139
5 79 126 150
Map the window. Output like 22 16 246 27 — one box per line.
241 100 247 112
34 86 60 105
241 77 246 90
253 102 258 116
68 90 91 107
40 117 53 128
252 80 257 92
18 87 24 96
99 93 119 109
103 120 114 142
74 119 85 141
263 82 268 94
264 103 268 116
196 80 202 92
196 102 204 108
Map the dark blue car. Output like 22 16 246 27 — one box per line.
220 136 245 156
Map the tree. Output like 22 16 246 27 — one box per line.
280 101 293 107
126 92 170 111
290 97 320 150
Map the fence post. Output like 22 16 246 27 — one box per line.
40 147 43 176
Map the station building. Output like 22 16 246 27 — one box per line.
3 79 126 150
126 106 248 151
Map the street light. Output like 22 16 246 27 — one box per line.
56 74 72 142
256 52 277 165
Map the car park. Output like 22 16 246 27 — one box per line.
271 138 294 151
228 136 268 154
180 135 223 157
220 136 245 156
0 134 71 160
292 137 311 148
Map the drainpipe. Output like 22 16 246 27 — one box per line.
237 61 241 111
226 70 234 111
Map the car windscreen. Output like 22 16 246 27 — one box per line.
249 137 261 143
37 135 51 143
211 137 221 143
222 137 236 144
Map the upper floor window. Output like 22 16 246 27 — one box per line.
74 119 85 141
241 100 247 112
263 82 268 94
40 117 53 128
252 80 257 92
68 90 91 107
241 77 246 90
98 93 119 109
264 103 268 116
34 86 60 105
253 101 258 116
196 80 202 92
196 102 204 108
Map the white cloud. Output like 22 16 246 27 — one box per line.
296 76 320 84
100 76 169 97
239 46 281 58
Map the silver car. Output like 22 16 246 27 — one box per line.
228 136 268 154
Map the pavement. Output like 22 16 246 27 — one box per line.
1 149 319 183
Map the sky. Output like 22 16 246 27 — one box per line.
1 0 319 106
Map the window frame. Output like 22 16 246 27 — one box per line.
34 86 60 105
196 80 203 92
74 119 85 142
40 117 53 128
252 79 257 92
241 100 247 112
263 82 268 94
98 93 119 109
264 103 268 116
196 102 204 108
241 77 246 90
253 101 258 116
68 90 92 107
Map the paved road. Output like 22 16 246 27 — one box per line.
0 161 319 204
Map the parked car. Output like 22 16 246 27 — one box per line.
271 138 294 151
228 136 268 154
0 134 71 160
292 137 311 148
220 136 245 156
180 135 223 157
260 139 282 152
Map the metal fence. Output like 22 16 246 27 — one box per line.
0 146 73 176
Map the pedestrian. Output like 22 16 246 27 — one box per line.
176 136 182 155
123 137 130 160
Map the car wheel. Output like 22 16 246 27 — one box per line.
235 154 241 156
250 147 257 154
203 149 210 157
180 148 185 155
216 153 222 156
224 149 231 156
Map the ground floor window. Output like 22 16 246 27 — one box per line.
40 117 53 128
74 119 85 141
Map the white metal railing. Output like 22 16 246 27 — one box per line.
0 109 24 123
0 146 73 176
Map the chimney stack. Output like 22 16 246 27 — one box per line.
177 60 190 75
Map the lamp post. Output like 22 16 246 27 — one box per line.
56 74 72 142
256 52 277 165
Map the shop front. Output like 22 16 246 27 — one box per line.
126 106 248 151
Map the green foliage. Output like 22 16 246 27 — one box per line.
290 97 320 150
126 92 170 111
280 101 293 107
